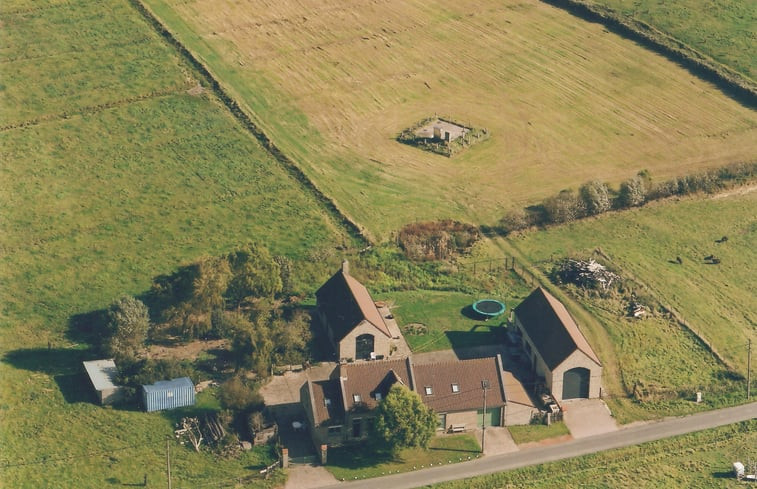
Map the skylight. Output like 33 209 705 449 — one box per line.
451 383 460 393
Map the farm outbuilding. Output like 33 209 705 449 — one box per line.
83 359 124 405
142 377 195 412
513 287 602 404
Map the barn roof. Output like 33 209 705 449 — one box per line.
315 261 391 340
514 287 601 370
83 359 120 392
413 355 506 413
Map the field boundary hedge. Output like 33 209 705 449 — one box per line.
541 0 757 108
128 0 372 248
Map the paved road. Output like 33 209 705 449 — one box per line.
319 402 757 489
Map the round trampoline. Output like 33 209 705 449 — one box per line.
472 299 506 319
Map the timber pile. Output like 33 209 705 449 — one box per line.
554 259 620 291
201 413 225 444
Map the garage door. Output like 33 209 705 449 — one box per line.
562 367 590 399
476 407 501 427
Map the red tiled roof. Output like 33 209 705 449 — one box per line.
413 356 506 413
514 287 601 369
310 379 343 426
339 358 413 411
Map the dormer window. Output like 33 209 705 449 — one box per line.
353 393 362 403
451 383 460 393
324 398 331 406
374 392 382 401
424 386 433 395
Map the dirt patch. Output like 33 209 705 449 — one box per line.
711 182 757 199
186 83 205 96
147 338 228 360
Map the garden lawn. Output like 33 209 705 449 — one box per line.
508 422 570 445
381 290 515 353
326 434 481 481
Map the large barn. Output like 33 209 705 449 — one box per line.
512 287 602 403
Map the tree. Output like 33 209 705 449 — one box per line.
226 243 282 307
617 175 647 208
106 296 151 359
372 384 436 454
543 189 585 224
579 181 611 216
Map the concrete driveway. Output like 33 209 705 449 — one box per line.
562 398 617 438
285 464 338 489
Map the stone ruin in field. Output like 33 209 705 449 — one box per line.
397 116 489 157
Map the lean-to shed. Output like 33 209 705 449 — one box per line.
142 377 195 412
83 359 124 405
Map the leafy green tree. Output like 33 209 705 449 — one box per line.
373 384 436 454
226 243 282 307
106 296 151 359
217 375 263 412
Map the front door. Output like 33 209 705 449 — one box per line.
352 418 362 438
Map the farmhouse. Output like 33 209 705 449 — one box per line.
315 261 395 362
300 355 524 449
414 356 508 431
512 287 602 403
142 377 195 412
82 359 124 405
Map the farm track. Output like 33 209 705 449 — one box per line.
127 0 373 247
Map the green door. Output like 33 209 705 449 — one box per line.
476 407 501 427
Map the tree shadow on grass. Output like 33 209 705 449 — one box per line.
67 308 109 346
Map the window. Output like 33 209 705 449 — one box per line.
353 393 362 403
166 391 174 398
424 386 433 395
324 398 331 406
328 425 342 435
451 383 460 393
374 392 382 401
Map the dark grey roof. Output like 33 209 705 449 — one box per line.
513 287 601 370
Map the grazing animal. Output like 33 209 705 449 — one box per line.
716 236 728 243
676 256 683 264
704 255 714 261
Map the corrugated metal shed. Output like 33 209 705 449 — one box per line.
142 377 195 412
83 359 124 405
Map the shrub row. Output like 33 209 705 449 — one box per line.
499 162 757 233
397 220 481 261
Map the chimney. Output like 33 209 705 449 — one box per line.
342 259 350 275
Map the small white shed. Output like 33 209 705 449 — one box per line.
83 359 124 405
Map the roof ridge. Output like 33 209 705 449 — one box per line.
539 288 602 366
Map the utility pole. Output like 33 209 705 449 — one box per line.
748 339 752 400
481 379 490 454
166 436 172 489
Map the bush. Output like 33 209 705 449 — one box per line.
397 220 480 261
543 189 585 224
217 375 263 412
579 181 612 215
106 296 151 358
617 176 647 208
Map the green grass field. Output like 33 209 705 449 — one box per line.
592 0 757 81
0 0 352 486
508 191 756 375
145 0 757 239
433 420 756 488
507 421 570 445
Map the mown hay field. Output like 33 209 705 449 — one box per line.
147 0 757 239
0 0 350 486
507 190 757 375
592 0 757 81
